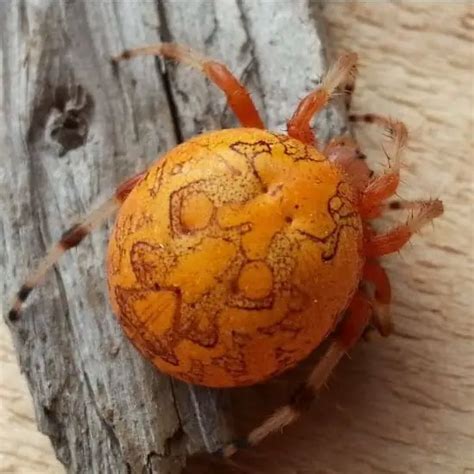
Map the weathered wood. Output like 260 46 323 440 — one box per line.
0 1 344 472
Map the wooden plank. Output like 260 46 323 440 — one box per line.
1 1 343 472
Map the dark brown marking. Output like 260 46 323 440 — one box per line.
130 242 178 288
349 113 375 123
148 164 165 198
290 382 316 412
229 140 271 190
114 285 182 366
389 201 402 210
120 50 131 60
169 179 217 237
60 224 88 250
269 132 327 162
211 352 246 377
227 259 274 310
274 346 299 369
296 181 360 261
18 284 32 302
8 309 19 322
229 140 272 160
116 171 146 202
234 438 250 449
268 183 283 197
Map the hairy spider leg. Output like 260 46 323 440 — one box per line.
214 147 442 458
287 52 358 146
7 171 146 322
216 192 441 457
349 114 408 219
363 260 392 336
383 199 437 212
364 199 443 258
324 135 371 192
217 292 372 458
112 43 264 129
340 57 358 111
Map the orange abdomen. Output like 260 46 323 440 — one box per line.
107 128 364 387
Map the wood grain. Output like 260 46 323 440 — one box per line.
1 1 473 473
0 1 344 472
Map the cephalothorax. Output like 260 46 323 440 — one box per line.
9 44 443 457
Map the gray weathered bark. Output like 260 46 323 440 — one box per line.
1 1 347 472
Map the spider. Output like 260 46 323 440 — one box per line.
8 43 443 458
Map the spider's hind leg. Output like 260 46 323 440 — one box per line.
8 171 145 322
363 260 392 337
217 291 373 458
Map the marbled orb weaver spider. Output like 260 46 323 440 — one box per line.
9 43 443 457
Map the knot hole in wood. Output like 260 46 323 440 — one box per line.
48 84 94 157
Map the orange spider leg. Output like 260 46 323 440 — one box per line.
287 52 358 146
363 260 392 336
382 199 434 212
325 136 371 192
218 291 372 458
349 114 408 219
342 64 357 111
8 171 146 322
365 199 443 258
324 135 364 159
112 43 264 129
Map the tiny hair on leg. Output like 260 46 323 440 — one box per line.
287 52 358 146
355 116 408 219
365 199 444 258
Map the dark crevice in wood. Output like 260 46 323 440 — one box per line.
82 368 124 467
156 0 184 144
235 0 267 124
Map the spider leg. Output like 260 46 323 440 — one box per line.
287 52 358 146
349 114 408 219
341 60 357 111
382 199 436 213
324 136 371 192
112 43 264 129
364 199 443 258
216 292 372 458
363 260 392 336
8 171 146 322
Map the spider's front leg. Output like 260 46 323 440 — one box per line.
287 52 358 146
8 171 146 321
112 43 264 129
217 292 373 458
